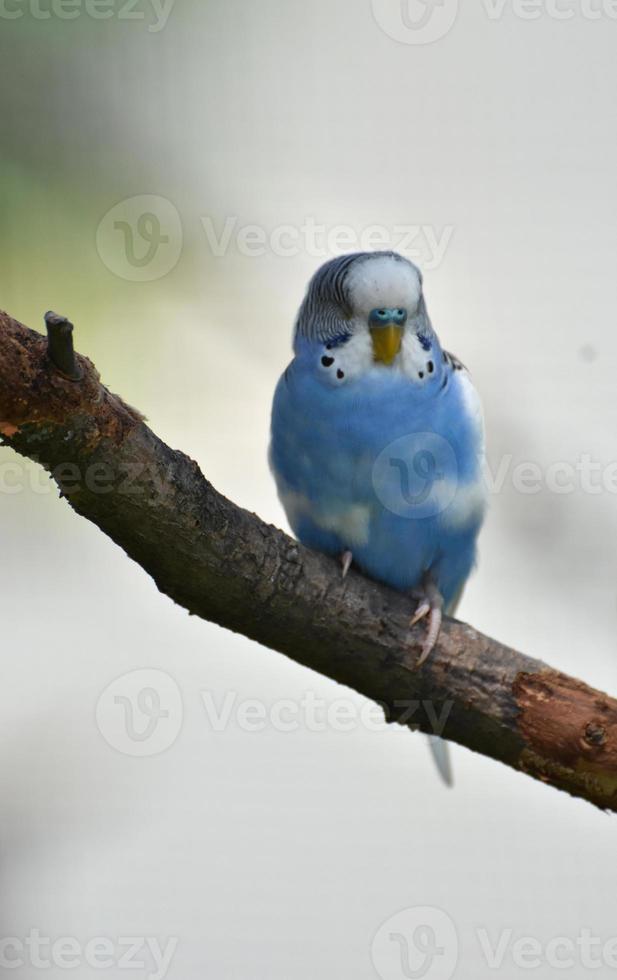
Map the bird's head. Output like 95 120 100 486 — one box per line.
294 251 432 372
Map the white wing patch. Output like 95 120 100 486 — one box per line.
438 477 487 530
278 488 371 547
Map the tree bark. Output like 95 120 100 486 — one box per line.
2 308 617 812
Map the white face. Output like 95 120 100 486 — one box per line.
345 255 422 322
316 255 427 387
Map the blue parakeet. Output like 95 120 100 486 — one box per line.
269 252 486 776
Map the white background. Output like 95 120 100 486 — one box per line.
1 0 617 976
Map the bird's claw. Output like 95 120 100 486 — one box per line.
410 598 430 626
416 604 442 665
340 550 353 579
410 578 443 666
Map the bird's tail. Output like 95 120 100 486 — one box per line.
426 735 453 786
424 588 463 786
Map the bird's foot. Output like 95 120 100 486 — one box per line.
340 550 353 579
410 576 444 666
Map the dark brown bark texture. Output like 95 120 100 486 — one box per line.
2 308 617 812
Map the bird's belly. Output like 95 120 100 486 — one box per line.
270 368 486 603
274 431 485 601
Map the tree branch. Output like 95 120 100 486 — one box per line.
2 308 617 812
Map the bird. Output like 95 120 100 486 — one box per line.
269 251 486 781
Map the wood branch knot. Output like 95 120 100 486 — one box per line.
583 722 607 748
45 311 82 381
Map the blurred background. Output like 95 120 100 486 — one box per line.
2 0 617 977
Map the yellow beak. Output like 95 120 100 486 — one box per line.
370 324 403 365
